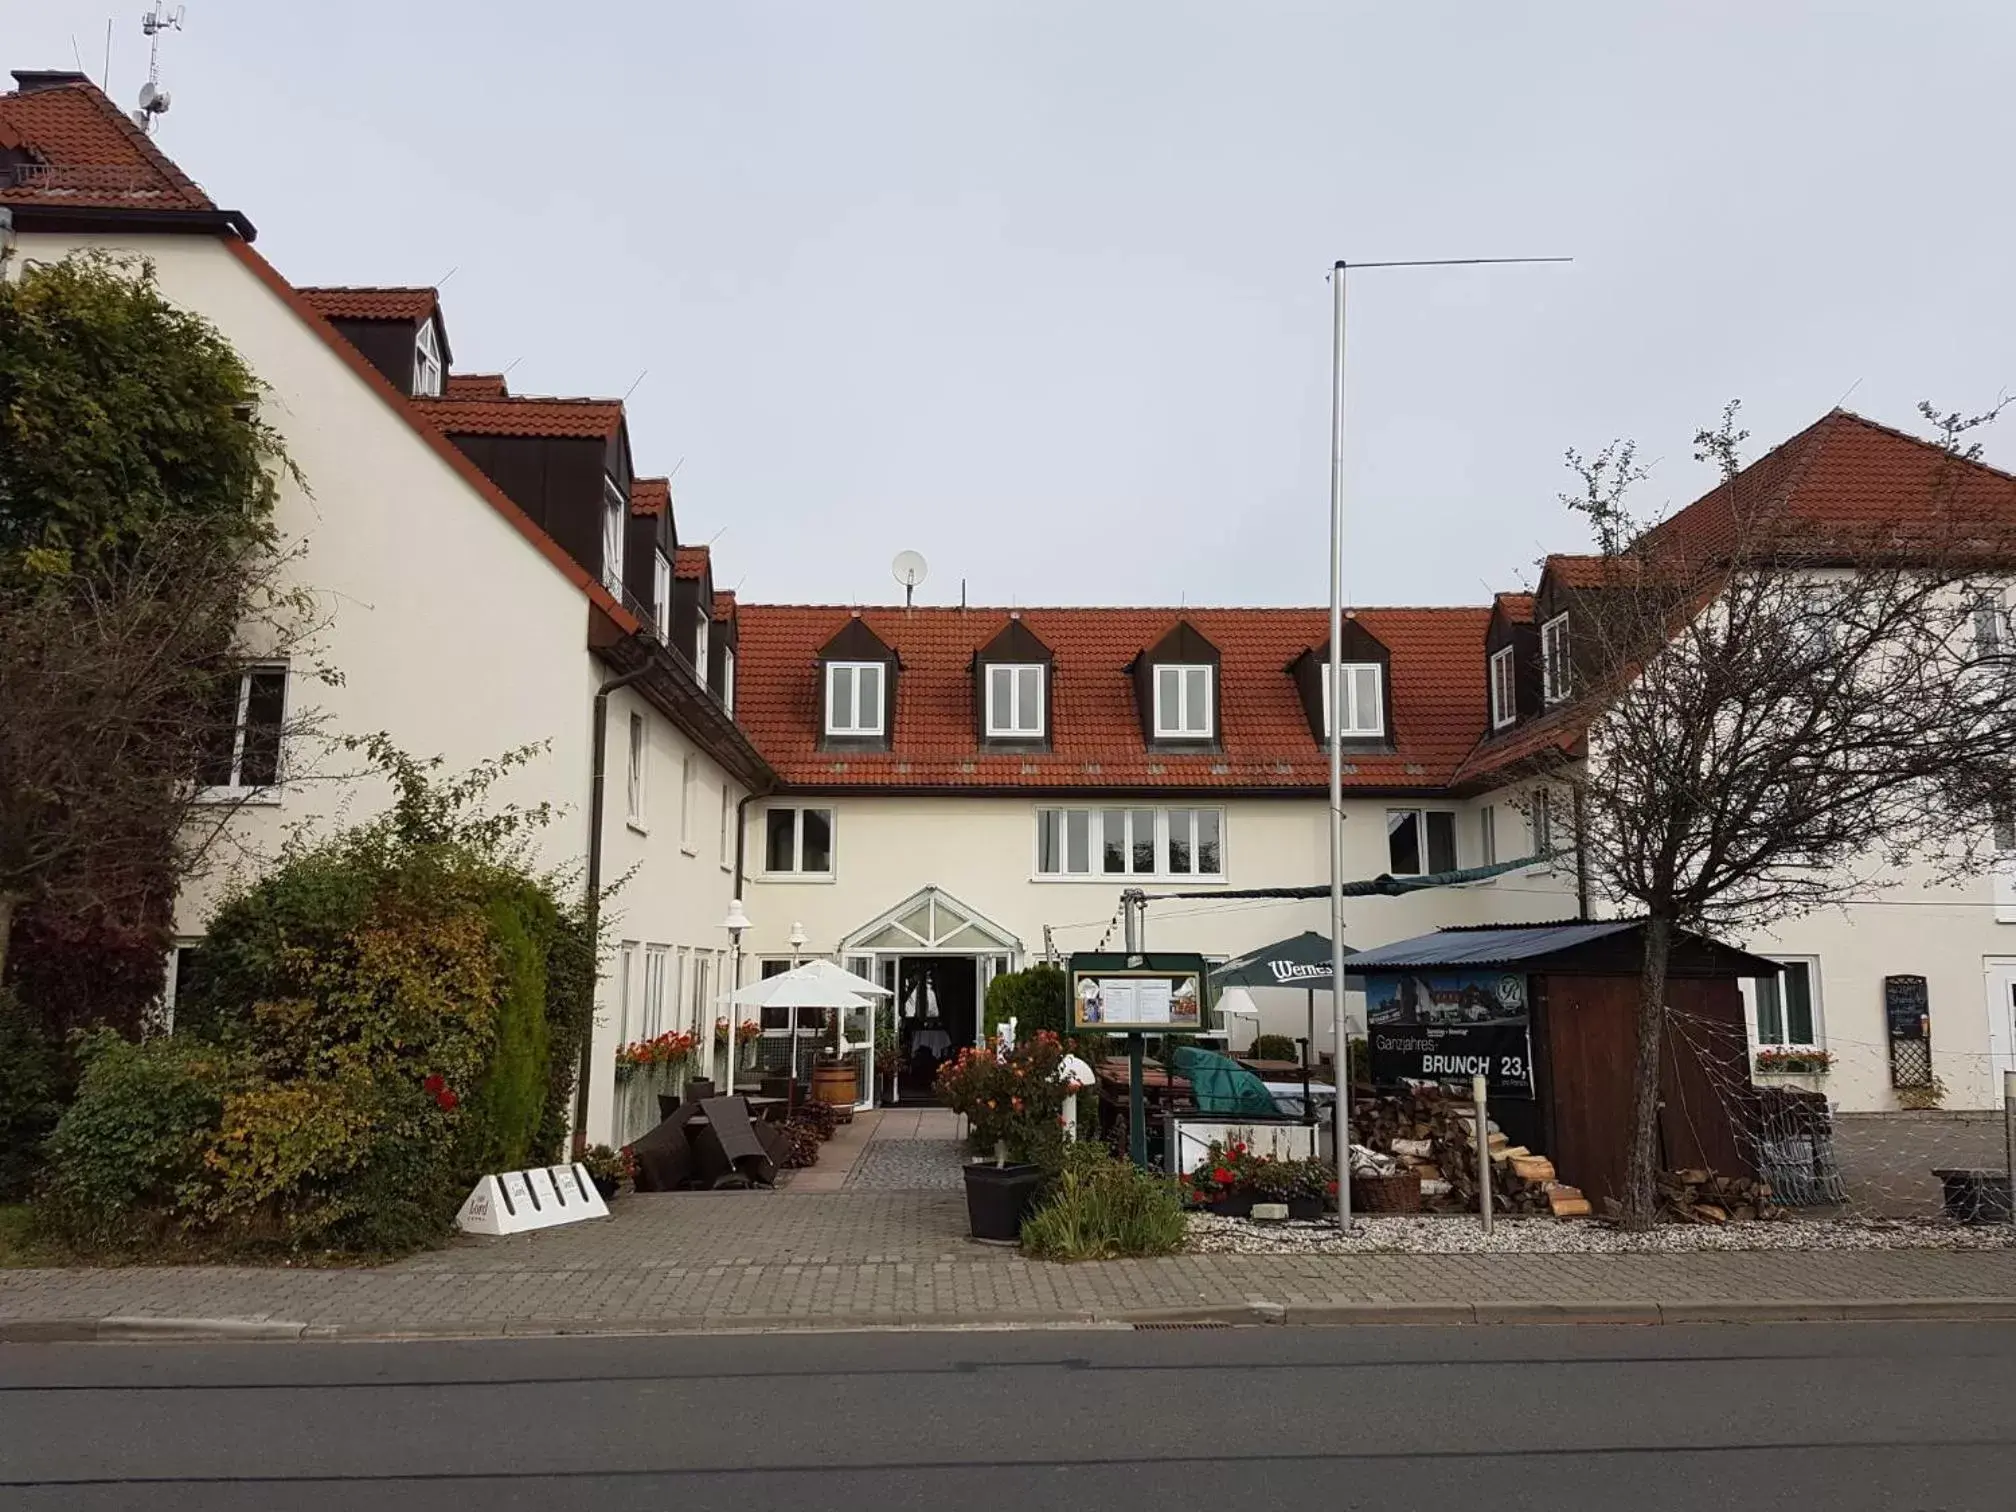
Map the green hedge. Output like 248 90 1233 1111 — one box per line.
982 965 1069 1042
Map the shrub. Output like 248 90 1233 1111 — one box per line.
981 965 1069 1042
0 990 65 1200
38 1032 238 1251
1020 1142 1188 1260
467 890 554 1174
1249 1033 1299 1062
936 1032 1073 1167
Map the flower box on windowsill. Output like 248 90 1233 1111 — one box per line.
1755 1049 1832 1076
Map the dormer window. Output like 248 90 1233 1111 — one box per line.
413 320 444 398
694 606 711 687
1541 613 1571 703
601 478 626 595
1322 664 1384 739
826 662 884 737
653 549 672 640
1154 664 1213 739
1490 645 1517 729
986 664 1044 738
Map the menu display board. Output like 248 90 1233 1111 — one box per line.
1068 952 1210 1034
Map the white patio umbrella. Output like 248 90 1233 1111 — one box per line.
720 962 884 1084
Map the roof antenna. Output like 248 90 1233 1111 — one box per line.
622 368 649 402
132 4 183 135
892 550 928 611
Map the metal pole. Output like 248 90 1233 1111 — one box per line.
1473 1073 1494 1237
2005 1069 2015 1225
724 938 741 1098
1328 262 1353 1232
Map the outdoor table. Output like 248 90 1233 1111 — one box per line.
1095 1058 1191 1145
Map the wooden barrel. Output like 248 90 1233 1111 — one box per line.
810 1061 858 1118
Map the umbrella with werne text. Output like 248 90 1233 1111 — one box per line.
1209 930 1356 990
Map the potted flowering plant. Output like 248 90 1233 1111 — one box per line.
581 1144 633 1201
936 1032 1072 1240
615 1030 697 1082
1755 1046 1833 1076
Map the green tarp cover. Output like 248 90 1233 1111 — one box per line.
1168 1045 1280 1117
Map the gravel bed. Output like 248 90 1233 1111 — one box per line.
1186 1212 2016 1255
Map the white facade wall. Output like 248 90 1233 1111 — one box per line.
11 230 745 1146
739 790 1574 1055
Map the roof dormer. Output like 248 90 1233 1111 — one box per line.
296 287 450 398
1484 591 1540 732
818 615 899 751
1127 620 1220 749
1287 616 1392 749
973 615 1053 749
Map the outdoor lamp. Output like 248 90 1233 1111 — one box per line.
722 898 751 940
788 921 807 952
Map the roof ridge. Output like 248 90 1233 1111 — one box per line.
734 602 1492 615
1826 406 2016 486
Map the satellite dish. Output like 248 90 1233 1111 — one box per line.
891 549 928 608
137 82 170 114
130 109 151 129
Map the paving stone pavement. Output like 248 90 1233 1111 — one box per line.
843 1139 967 1191
7 1190 2016 1336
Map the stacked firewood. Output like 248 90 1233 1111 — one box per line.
1352 1087 1590 1219
1655 1169 1781 1224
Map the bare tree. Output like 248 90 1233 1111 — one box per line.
0 524 330 985
1535 402 2016 1227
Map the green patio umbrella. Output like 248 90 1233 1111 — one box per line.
1209 930 1359 1065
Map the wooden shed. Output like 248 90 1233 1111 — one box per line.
1348 920 1777 1209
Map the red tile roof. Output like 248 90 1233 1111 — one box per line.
674 546 711 581
631 476 671 518
734 605 1491 791
1493 592 1536 623
1638 409 2016 563
297 286 437 323
0 74 211 210
411 395 623 440
713 590 738 622
444 372 509 399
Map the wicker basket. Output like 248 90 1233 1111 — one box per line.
1350 1170 1423 1214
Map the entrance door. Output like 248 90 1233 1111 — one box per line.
1984 960 2016 1087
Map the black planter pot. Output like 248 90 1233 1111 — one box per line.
963 1161 1043 1242
591 1175 621 1202
1285 1196 1325 1221
1204 1192 1255 1218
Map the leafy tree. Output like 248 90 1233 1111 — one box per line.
1536 402 2016 1227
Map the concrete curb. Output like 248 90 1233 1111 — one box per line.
9 1295 2016 1343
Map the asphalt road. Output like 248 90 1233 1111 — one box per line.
4 1322 2015 1510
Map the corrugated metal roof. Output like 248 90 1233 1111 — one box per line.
1346 921 1644 970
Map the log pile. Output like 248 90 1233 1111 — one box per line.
1351 1087 1590 1220
1655 1169 1782 1224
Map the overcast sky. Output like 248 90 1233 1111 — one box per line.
17 2 2016 608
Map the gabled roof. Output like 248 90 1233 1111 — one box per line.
0 73 214 212
713 590 738 623
445 372 510 399
1539 554 1622 591
1638 409 2016 562
411 395 623 440
673 545 711 581
734 604 1491 791
1492 592 1535 623
297 286 438 323
631 477 671 518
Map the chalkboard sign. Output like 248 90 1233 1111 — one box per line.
1883 974 1929 1041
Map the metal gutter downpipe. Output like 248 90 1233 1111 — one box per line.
572 662 654 1155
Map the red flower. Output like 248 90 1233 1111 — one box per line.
423 1074 445 1094
1212 1166 1235 1185
435 1089 460 1111
1326 1180 1340 1195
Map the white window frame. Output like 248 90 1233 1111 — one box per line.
985 663 1046 738
1153 663 1214 739
1490 644 1517 729
1530 786 1553 860
679 754 697 855
1321 662 1384 739
616 941 639 1044
625 711 647 831
601 477 627 596
762 805 837 878
413 319 443 398
719 785 735 872
1541 613 1571 704
653 549 672 641
694 607 711 687
1034 807 1225 881
825 661 885 737
1479 804 1497 867
721 645 736 714
1743 955 1824 1052
1385 807 1458 877
643 945 670 1037
155 937 206 1035
197 663 288 802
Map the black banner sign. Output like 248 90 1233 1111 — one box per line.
1365 968 1535 1098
